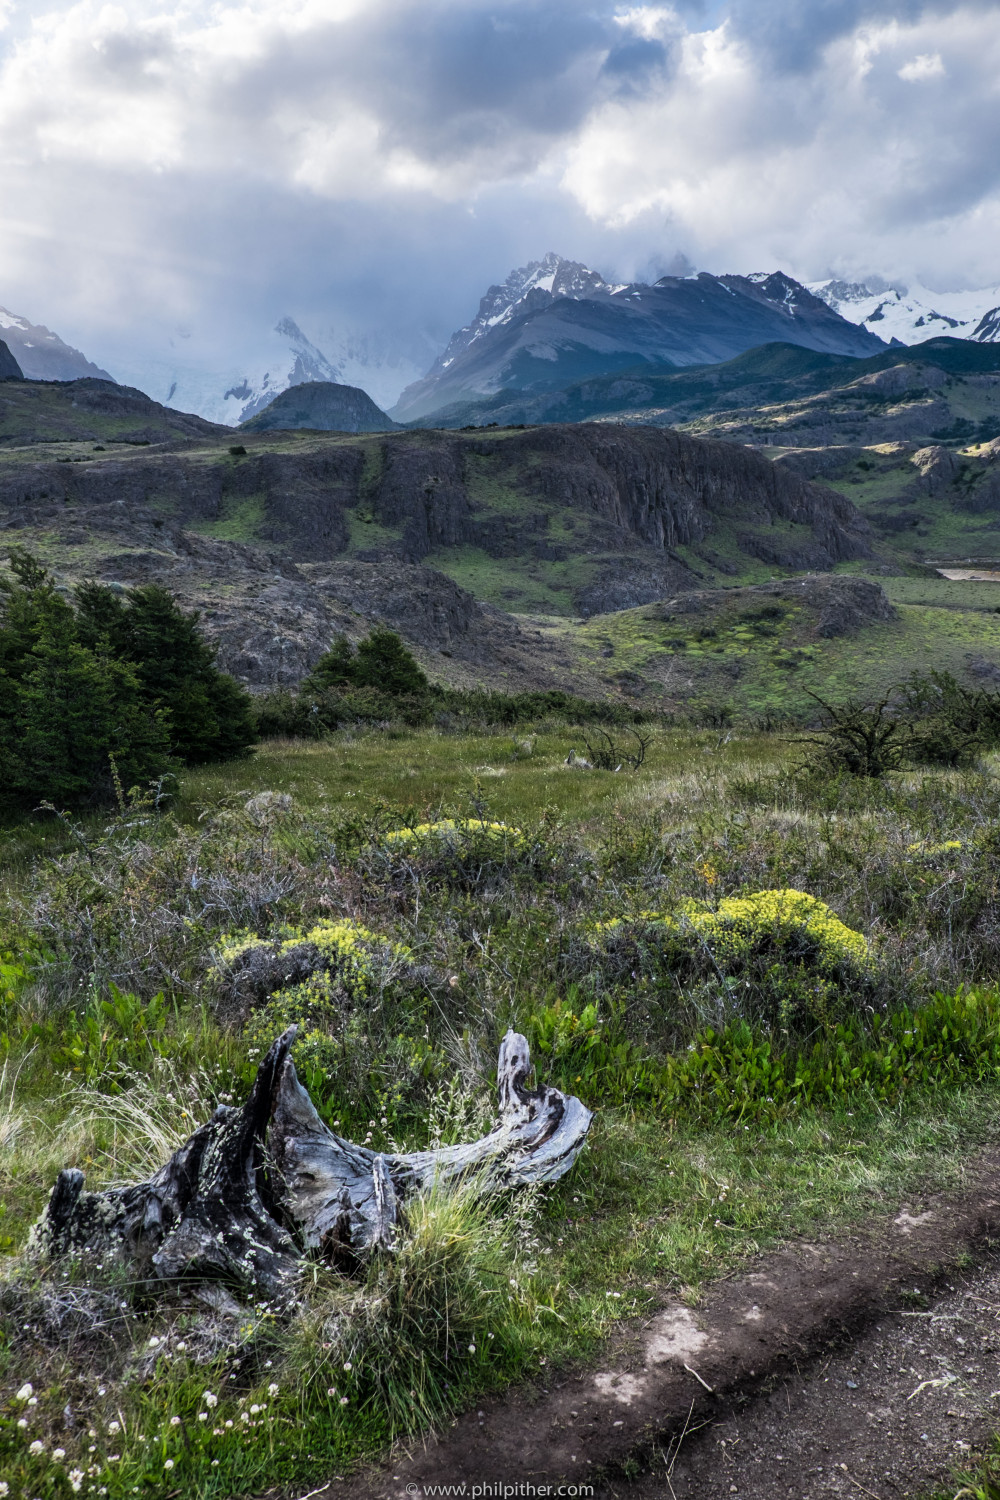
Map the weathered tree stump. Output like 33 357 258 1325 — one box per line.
31 1029 592 1300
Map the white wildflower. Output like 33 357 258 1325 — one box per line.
69 1474 84 1494
340 1396 348 1405
107 1420 121 1435
267 1382 279 1397
15 1382 33 1400
468 1344 476 1354
203 1391 218 1408
164 1459 174 1470
198 1412 208 1421
169 1415 180 1427
29 1439 45 1455
52 1447 66 1462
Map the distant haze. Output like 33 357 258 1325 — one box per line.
1 0 999 407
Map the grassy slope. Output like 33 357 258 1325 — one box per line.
5 731 1000 1496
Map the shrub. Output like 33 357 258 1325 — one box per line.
227 919 440 1137
589 889 872 1033
800 695 908 778
362 816 581 893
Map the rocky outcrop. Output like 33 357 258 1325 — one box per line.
649 574 897 639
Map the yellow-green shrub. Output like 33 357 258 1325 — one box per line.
588 889 872 1032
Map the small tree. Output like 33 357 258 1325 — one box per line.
801 694 908 778
354 628 428 696
302 628 428 699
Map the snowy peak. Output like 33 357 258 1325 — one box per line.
810 278 1000 346
0 306 114 382
438 252 622 370
226 318 345 422
392 261 885 422
972 307 1000 343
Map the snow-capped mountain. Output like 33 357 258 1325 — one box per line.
392 256 886 422
0 306 114 381
810 279 1000 345
436 252 625 371
105 316 427 427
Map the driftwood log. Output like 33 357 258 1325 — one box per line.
31 1028 592 1300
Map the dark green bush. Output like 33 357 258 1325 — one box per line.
75 578 257 764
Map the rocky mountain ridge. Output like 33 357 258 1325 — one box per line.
0 378 873 619
0 307 114 382
391 259 887 422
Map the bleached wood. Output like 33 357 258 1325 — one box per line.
32 1027 592 1298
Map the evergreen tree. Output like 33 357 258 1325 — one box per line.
0 553 257 813
300 635 357 694
18 624 170 807
0 561 170 810
302 628 427 699
354 628 428 696
76 580 256 764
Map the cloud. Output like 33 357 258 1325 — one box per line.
0 0 998 403
562 5 1000 285
898 50 946 78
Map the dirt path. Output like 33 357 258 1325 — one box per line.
323 1152 1000 1500
599 1265 1000 1499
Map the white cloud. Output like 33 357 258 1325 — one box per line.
898 51 946 79
562 7 1000 285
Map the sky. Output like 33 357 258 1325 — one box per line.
1 0 999 399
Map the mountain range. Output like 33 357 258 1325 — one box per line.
4 255 1000 438
811 278 1000 347
389 257 888 422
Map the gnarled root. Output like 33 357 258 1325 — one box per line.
31 1029 592 1300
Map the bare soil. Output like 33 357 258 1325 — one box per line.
321 1151 1000 1500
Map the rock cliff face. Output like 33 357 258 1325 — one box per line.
0 421 872 615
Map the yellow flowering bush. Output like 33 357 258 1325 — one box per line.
588 889 872 1032
381 819 526 854
361 815 576 892
229 919 441 1135
217 918 413 1007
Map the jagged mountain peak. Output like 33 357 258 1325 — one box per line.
438 252 624 372
392 259 886 422
0 338 24 381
